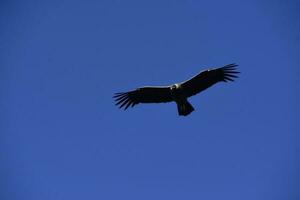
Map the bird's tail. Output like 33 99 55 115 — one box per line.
177 100 194 116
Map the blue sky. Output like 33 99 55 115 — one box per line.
1 0 299 199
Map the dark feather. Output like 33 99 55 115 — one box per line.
113 86 173 109
181 63 240 97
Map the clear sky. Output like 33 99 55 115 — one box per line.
1 0 299 200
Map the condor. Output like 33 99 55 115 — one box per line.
113 63 239 116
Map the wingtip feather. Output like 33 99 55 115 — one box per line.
220 63 240 82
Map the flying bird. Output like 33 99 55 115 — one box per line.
113 63 239 116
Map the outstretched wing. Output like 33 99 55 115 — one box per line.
181 63 240 97
113 86 173 110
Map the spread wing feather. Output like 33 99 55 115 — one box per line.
113 86 173 110
181 63 240 97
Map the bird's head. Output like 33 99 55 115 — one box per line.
170 84 180 91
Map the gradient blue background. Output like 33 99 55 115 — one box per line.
1 0 299 199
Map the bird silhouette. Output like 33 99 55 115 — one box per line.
114 63 239 116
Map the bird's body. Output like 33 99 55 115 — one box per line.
170 84 194 116
113 63 239 116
